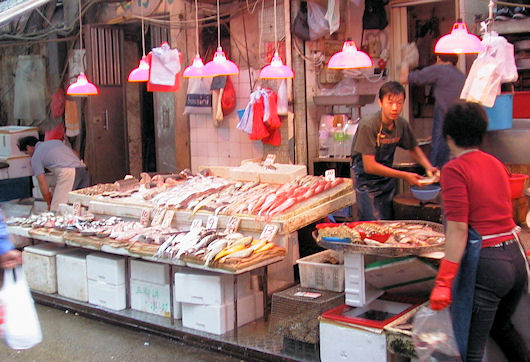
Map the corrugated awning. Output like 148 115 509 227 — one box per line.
0 0 52 26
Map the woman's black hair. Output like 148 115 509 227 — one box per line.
17 136 39 152
379 81 406 101
443 101 488 147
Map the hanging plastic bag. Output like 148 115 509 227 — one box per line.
277 79 288 116
363 0 389 30
149 42 181 86
183 77 212 115
307 2 329 40
146 51 182 92
481 32 518 83
221 76 236 116
412 306 461 362
293 4 310 41
1 266 42 350
460 53 502 107
325 0 340 35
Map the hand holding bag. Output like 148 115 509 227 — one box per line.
1 266 42 350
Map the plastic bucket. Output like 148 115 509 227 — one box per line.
483 93 513 131
509 173 529 199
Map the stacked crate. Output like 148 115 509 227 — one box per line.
86 253 126 311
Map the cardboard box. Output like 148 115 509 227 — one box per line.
57 249 91 302
0 126 38 158
88 279 126 310
86 253 125 285
173 270 251 305
22 244 74 293
181 291 263 335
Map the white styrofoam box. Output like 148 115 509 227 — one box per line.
320 318 387 362
181 291 263 335
57 249 91 302
0 126 38 158
22 244 74 293
130 259 169 284
0 155 33 178
344 253 382 307
297 249 344 292
173 288 182 320
86 253 125 285
130 279 171 317
174 270 252 305
32 172 56 188
88 279 126 310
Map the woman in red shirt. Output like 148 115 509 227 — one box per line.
430 101 528 361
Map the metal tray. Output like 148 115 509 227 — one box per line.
314 220 445 257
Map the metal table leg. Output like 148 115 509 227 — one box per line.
233 274 238 339
169 265 175 326
125 256 130 309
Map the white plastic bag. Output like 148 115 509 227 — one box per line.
460 53 502 107
277 79 288 116
412 306 461 362
401 42 419 69
183 77 212 115
1 266 42 350
307 2 329 40
481 32 518 83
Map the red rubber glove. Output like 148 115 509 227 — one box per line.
430 259 460 310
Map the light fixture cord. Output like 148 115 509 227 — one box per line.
217 0 221 48
78 0 82 50
194 0 199 54
141 4 146 56
273 0 277 53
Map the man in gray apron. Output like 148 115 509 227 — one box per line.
351 81 437 220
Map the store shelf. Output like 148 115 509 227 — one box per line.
492 18 530 35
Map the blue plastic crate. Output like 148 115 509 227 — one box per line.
483 93 513 131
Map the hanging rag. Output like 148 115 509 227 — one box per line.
237 89 262 134
249 97 270 140
64 99 80 137
14 55 47 123
264 90 281 129
146 50 182 92
149 42 181 86
50 88 65 118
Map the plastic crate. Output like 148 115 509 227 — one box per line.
296 249 344 292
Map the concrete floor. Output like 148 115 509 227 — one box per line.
0 304 242 362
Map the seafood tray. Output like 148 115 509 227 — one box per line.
315 220 445 257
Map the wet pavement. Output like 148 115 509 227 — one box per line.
0 304 242 362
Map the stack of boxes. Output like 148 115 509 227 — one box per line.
0 126 37 179
56 249 92 302
86 253 126 311
174 270 263 335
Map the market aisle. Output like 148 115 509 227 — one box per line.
0 304 242 362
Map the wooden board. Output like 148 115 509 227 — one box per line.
28 228 65 244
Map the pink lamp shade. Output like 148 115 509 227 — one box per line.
259 52 294 79
128 56 150 82
183 54 207 78
203 47 239 76
66 72 99 96
328 41 372 69
434 22 483 54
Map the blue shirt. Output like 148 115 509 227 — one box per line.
31 140 83 176
0 213 14 255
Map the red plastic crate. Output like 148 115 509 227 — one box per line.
513 91 530 118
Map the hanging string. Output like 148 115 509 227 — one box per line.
78 0 83 50
194 0 199 54
273 0 277 53
141 4 146 56
217 0 221 48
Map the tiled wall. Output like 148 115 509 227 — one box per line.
189 69 264 173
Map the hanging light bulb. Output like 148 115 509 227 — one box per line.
434 21 482 54
183 0 206 78
259 0 294 79
327 41 372 69
128 5 150 82
67 0 98 96
203 0 239 77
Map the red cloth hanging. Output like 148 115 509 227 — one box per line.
249 97 270 140
262 125 281 146
264 90 281 128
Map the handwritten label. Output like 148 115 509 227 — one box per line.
190 219 203 232
294 291 322 299
259 224 278 242
140 208 151 226
161 210 175 228
206 215 218 231
263 154 276 166
224 216 241 234
151 208 166 226
324 169 336 182
73 202 81 216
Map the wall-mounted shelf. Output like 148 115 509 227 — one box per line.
491 18 530 35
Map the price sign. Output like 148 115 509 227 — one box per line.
263 154 276 166
259 224 278 242
73 202 81 216
161 210 175 228
224 216 241 234
151 208 166 226
325 169 336 182
206 215 219 231
190 219 203 232
140 208 151 226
